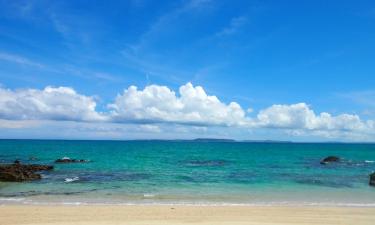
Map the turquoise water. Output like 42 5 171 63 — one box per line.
0 140 375 206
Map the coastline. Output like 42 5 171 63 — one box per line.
1 205 375 225
1 141 375 224
2 199 375 207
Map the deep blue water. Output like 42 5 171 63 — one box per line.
0 140 375 205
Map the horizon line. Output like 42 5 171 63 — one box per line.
0 138 374 144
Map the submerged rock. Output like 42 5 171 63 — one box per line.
0 163 53 182
320 156 340 165
295 178 353 188
370 172 375 187
55 157 89 163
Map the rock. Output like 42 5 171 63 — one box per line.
22 164 54 171
370 172 375 187
55 157 88 163
0 163 53 182
320 156 340 165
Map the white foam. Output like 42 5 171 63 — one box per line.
64 177 80 183
143 194 156 198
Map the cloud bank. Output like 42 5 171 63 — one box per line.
0 86 105 121
0 83 374 140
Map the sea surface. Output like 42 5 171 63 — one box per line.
0 140 375 206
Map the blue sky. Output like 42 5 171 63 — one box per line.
0 0 375 141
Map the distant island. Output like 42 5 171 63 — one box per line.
192 138 292 143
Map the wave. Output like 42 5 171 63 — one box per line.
64 177 80 183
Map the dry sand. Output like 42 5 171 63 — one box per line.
1 205 374 225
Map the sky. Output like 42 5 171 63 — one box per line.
0 0 375 141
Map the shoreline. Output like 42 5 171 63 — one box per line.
2 195 375 207
2 201 375 208
2 205 375 225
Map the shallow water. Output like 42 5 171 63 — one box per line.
0 140 375 206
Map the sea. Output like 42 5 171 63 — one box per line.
0 139 375 206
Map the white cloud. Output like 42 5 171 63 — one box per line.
247 108 254 113
0 119 41 129
137 124 161 133
0 52 44 68
0 83 374 141
0 86 105 121
109 82 249 126
254 103 374 132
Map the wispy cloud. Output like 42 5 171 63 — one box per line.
338 90 375 108
215 16 248 37
1 0 37 19
92 72 124 82
0 51 45 68
120 0 214 83
58 65 127 84
136 0 213 47
338 90 375 117
48 12 70 38
121 47 189 85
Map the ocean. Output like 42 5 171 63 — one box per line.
0 140 375 206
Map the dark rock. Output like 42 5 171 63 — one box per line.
320 156 340 165
23 164 54 171
55 157 89 163
370 172 375 187
0 163 53 182
14 160 21 164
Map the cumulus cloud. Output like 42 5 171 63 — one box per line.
0 83 374 140
107 84 375 138
0 86 105 121
254 103 374 132
109 83 249 126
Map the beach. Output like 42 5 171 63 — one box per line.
1 205 375 225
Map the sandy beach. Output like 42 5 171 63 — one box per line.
1 205 375 225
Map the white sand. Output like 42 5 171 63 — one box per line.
1 205 375 225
